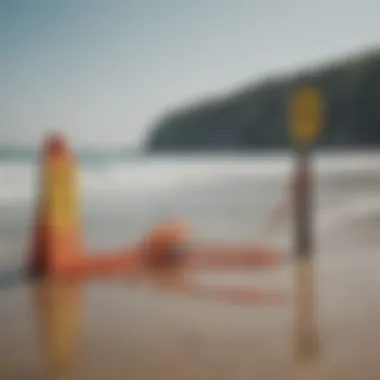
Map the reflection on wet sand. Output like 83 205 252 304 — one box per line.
23 270 291 380
33 280 83 377
30 270 286 379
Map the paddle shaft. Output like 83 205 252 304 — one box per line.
294 147 318 360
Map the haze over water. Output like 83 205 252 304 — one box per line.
2 0 380 379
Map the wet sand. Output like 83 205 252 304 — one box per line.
1 173 380 379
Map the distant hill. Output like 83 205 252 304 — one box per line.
145 48 380 152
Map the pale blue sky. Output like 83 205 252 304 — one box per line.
1 0 379 148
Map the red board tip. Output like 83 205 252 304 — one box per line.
43 133 69 157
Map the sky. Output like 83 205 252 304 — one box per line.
0 0 380 149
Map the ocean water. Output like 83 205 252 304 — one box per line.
2 149 380 204
1 149 380 266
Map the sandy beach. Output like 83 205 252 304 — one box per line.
1 164 380 379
